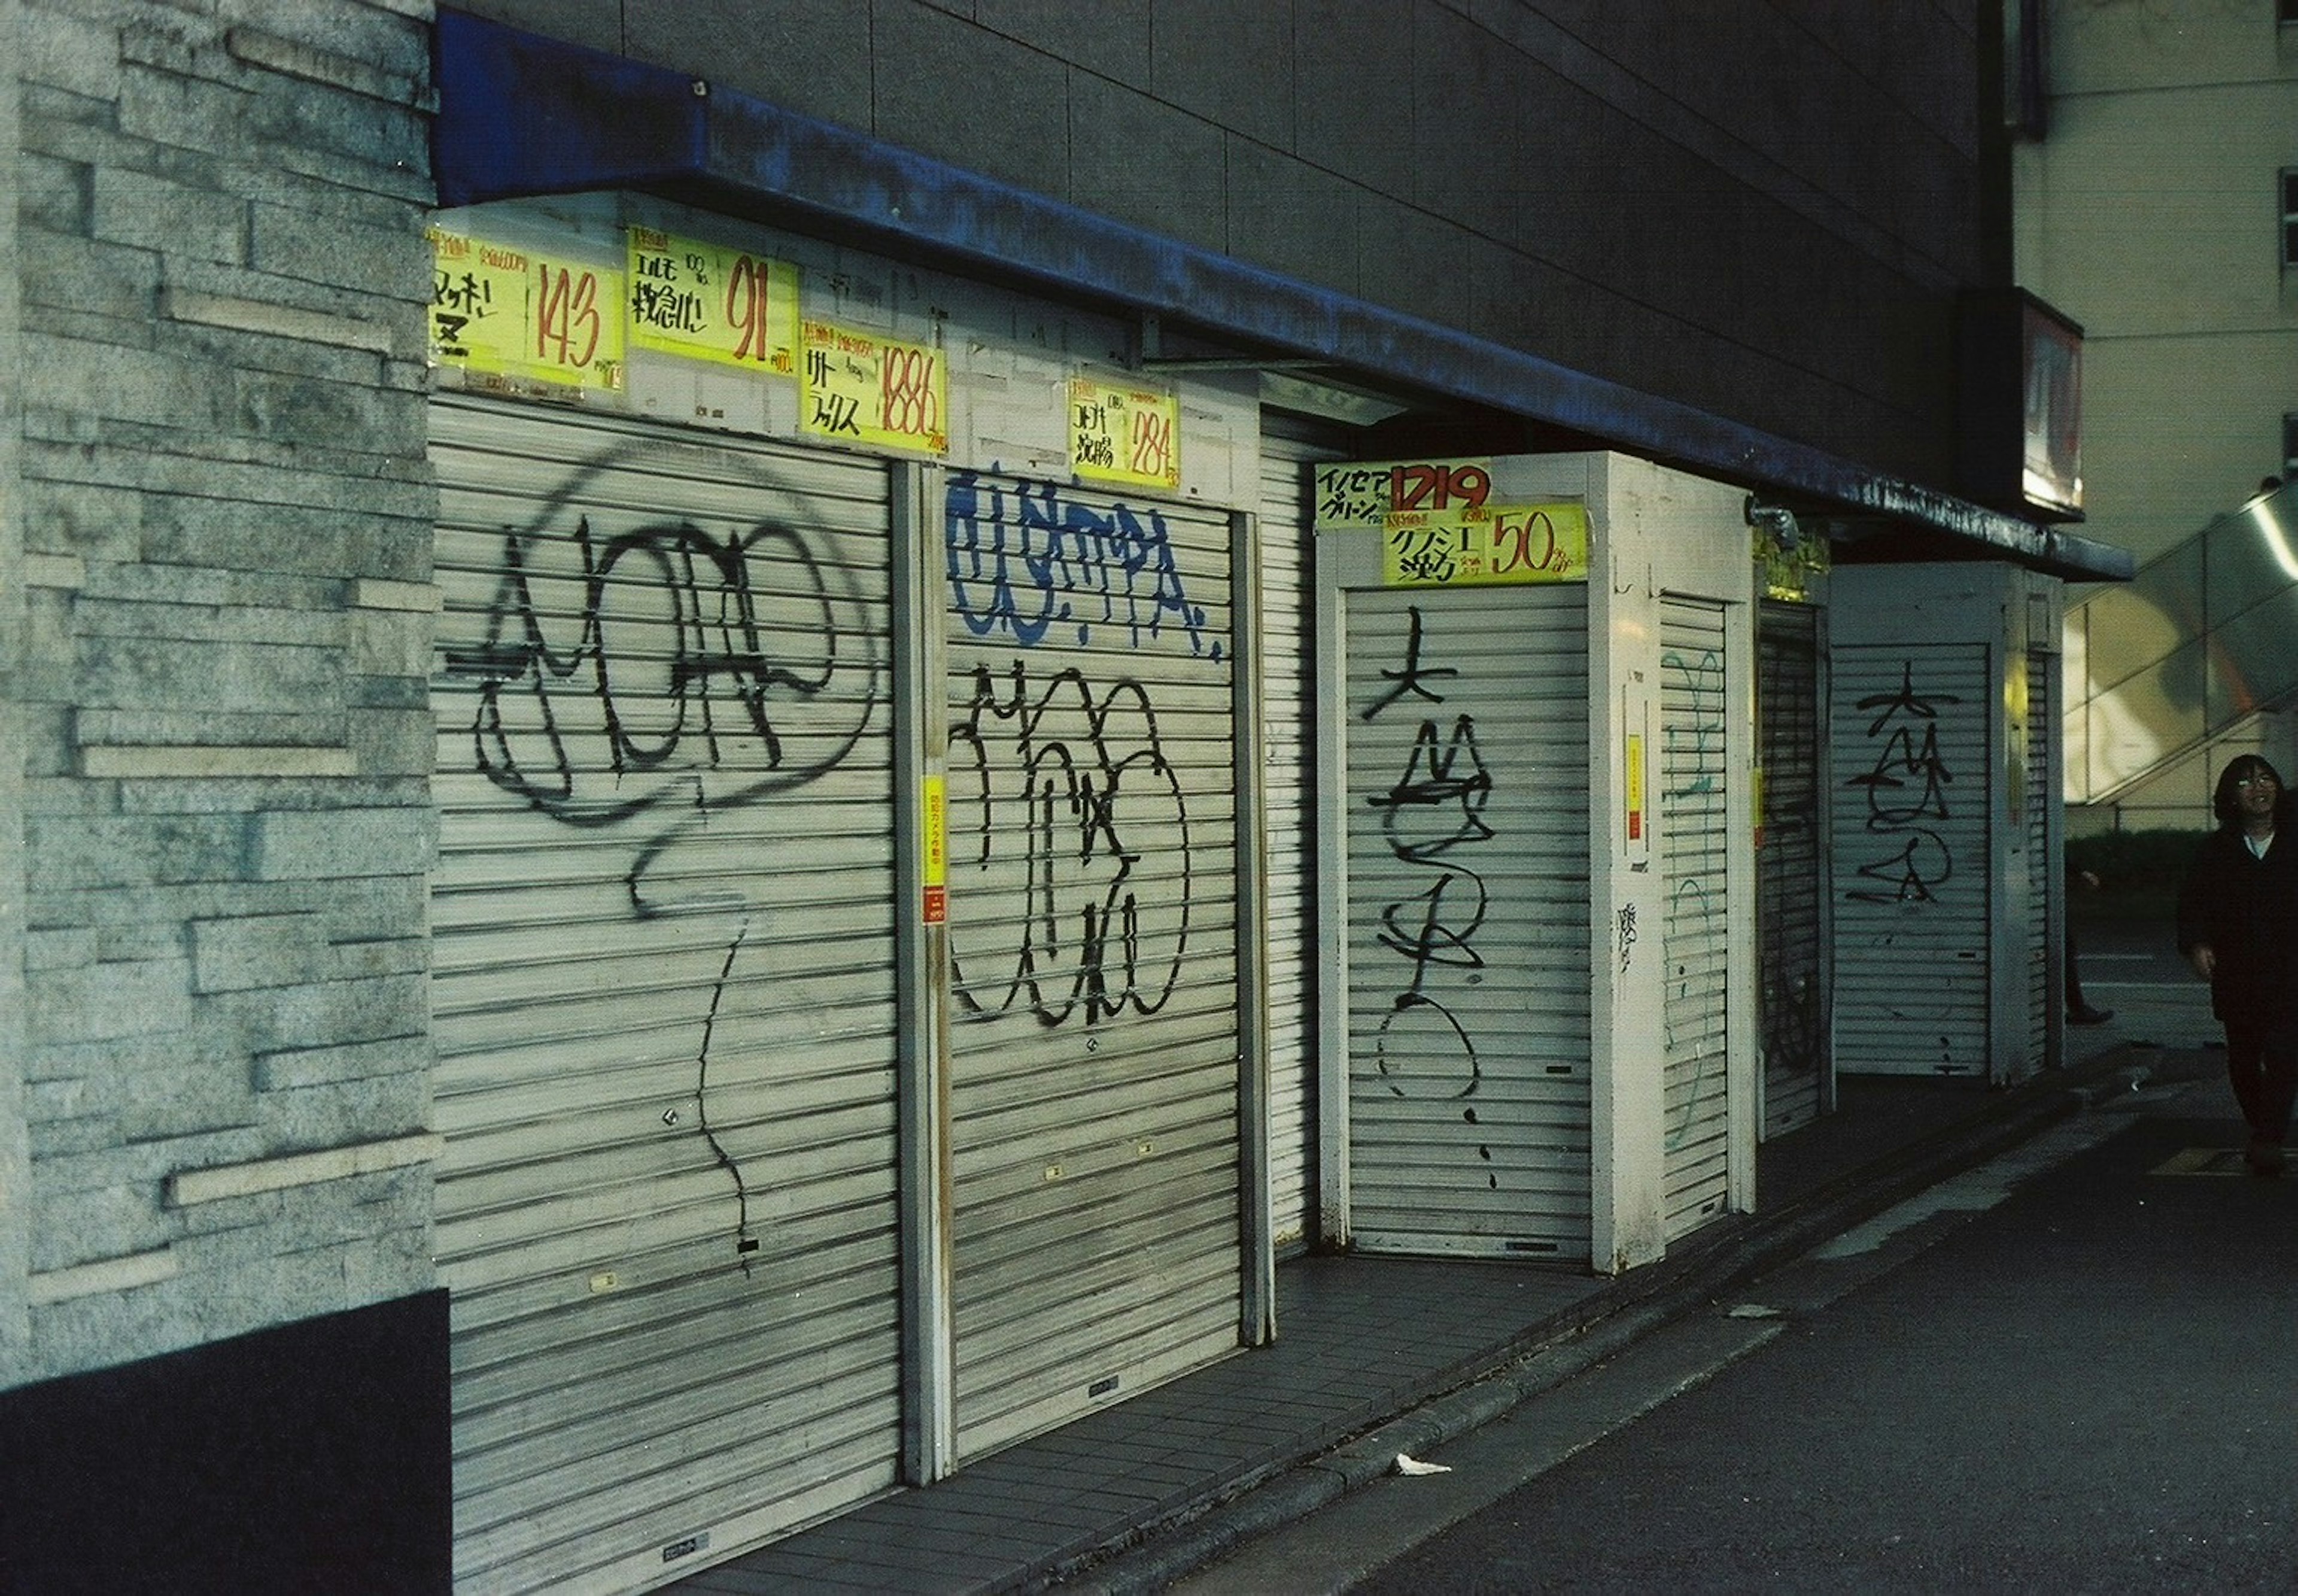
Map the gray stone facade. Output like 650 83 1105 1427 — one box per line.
5 0 437 1388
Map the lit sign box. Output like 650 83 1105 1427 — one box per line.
1957 288 2083 521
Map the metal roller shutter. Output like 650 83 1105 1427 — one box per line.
941 472 1244 1461
429 397 903 1593
1660 598 1733 1237
1256 424 1343 1254
2026 648 2055 1068
1831 643 1992 1075
1757 601 1827 1137
1341 586 1593 1260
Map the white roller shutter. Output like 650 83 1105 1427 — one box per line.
941 472 1243 1461
2026 648 2055 1069
1257 422 1343 1254
1757 600 1827 1137
430 397 902 1594
1341 586 1592 1260
1831 643 1992 1075
1660 598 1732 1237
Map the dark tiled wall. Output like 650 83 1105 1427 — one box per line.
446 0 1987 490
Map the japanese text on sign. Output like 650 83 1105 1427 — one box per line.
1626 731 1647 843
1069 378 1181 490
801 321 947 454
427 228 624 391
1315 458 1493 528
1381 503 1588 587
923 773 949 924
626 227 800 373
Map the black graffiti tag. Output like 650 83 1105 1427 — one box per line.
441 457 884 1276
949 662 1189 1027
1846 661 1960 904
1359 604 1458 722
1367 718 1493 972
447 513 876 828
445 505 883 925
1850 831 1957 904
1361 616 1500 1186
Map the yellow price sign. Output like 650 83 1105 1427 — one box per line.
427 228 623 391
800 321 947 455
922 775 947 888
1069 378 1181 490
922 775 949 925
1381 502 1588 587
625 227 800 374
1313 458 1493 530
1626 732 1647 843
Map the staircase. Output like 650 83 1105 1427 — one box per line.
2063 479 2298 831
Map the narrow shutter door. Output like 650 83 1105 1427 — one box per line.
942 473 1243 1461
1757 601 1826 1136
430 397 903 1594
2026 648 2055 1067
1660 598 1732 1237
1342 586 1593 1260
1831 643 1993 1075
1256 424 1343 1253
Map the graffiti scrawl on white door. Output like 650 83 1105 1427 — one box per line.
1340 586 1593 1261
940 472 1245 1461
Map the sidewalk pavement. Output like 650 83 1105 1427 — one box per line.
667 1020 2197 1596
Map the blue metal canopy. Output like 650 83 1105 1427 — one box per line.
430 9 2130 583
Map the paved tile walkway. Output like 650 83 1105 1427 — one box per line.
670 1038 2154 1595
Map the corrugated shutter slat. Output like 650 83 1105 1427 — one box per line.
1257 425 1345 1253
943 472 1245 1461
1661 598 1732 1237
1830 643 1992 1076
1341 585 1594 1260
1758 600 1826 1136
2026 649 2055 1068
430 396 904 1595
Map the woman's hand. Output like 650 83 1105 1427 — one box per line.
2187 943 2216 982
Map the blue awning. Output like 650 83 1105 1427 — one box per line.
430 8 2130 583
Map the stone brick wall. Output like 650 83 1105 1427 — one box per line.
3 0 30 1382
7 0 439 1387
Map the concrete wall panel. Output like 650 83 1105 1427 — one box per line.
1151 0 1294 148
1069 67 1230 250
874 0 1074 199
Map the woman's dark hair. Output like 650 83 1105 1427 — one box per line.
2212 754 2287 829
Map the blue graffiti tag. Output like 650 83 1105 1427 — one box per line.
945 472 1218 658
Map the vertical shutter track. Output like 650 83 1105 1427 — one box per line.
1757 601 1826 1137
1342 586 1593 1260
1660 598 1732 1238
1256 425 1343 1255
942 473 1243 1461
429 397 904 1595
1830 643 1992 1075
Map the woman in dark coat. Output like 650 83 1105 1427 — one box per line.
2176 755 2298 1175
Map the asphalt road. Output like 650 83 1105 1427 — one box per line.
1176 1041 2296 1594
2074 918 2218 1050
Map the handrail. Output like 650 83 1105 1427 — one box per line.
2065 479 2298 807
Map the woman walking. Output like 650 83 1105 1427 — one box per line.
2177 755 2298 1175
